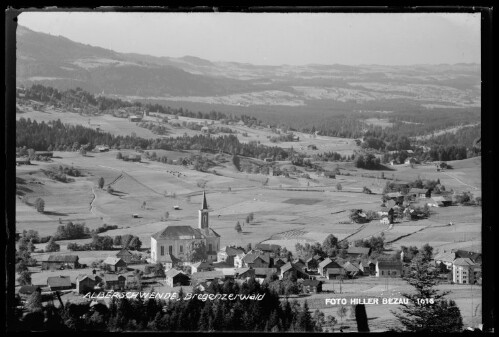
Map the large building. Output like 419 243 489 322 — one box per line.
452 258 476 284
151 191 220 264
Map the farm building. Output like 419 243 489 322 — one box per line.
201 126 210 134
279 262 310 280
191 261 213 274
273 258 289 271
103 274 126 291
235 268 255 280
47 276 72 291
116 249 134 264
165 269 190 287
404 157 418 165
433 251 457 269
301 279 322 293
75 274 102 294
16 158 31 166
217 246 245 266
102 257 127 272
292 258 307 270
408 188 431 199
255 243 281 255
128 115 142 122
326 267 346 280
342 262 361 278
150 191 220 263
163 253 181 270
305 257 320 271
241 252 271 268
380 217 390 225
453 250 482 265
452 258 477 284
375 260 403 278
95 145 110 152
17 285 41 298
319 258 342 277
42 255 80 270
254 268 278 281
346 246 371 258
190 270 224 285
428 196 452 207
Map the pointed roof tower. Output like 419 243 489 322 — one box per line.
202 190 208 210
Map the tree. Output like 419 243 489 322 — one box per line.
141 201 146 209
27 239 36 253
16 260 28 274
34 197 45 213
116 152 123 160
337 304 348 323
17 270 32 286
235 222 242 233
186 241 207 262
98 177 105 189
113 235 122 246
79 148 87 156
322 234 339 257
25 289 42 312
128 236 142 250
391 253 464 333
45 237 60 252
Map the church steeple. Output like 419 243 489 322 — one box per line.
199 191 209 229
202 190 208 210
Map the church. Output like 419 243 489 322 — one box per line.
150 191 220 264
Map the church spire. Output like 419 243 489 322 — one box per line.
202 190 208 210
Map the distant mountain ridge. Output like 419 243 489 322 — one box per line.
16 25 480 106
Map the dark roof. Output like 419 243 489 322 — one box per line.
280 262 308 276
377 260 403 269
343 262 360 273
302 279 322 287
326 268 345 275
255 243 281 252
253 268 278 277
199 227 221 238
243 252 270 264
18 285 40 294
347 247 371 255
319 258 339 269
190 270 224 281
165 269 188 278
116 249 133 257
45 255 79 263
192 261 212 270
76 274 102 282
454 250 481 263
235 268 254 276
152 225 204 240
47 276 72 288
202 191 208 210
220 246 245 256
103 257 125 266
453 258 476 267
103 274 126 282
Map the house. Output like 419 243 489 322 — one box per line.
324 171 336 179
42 255 80 270
452 258 476 284
102 257 127 272
95 145 110 152
346 247 371 258
47 276 72 291
389 159 397 166
301 279 322 293
217 246 245 266
279 262 310 280
430 196 453 207
253 267 278 279
201 126 210 134
255 243 281 256
342 262 361 278
17 285 41 298
235 268 255 280
128 115 142 122
165 269 190 287
116 249 134 264
385 192 404 203
292 258 306 270
241 251 271 268
433 251 457 269
408 188 431 199
163 253 181 271
103 274 126 290
380 217 390 225
404 157 417 165
318 258 342 277
273 258 289 271
76 274 102 294
453 250 482 265
305 257 320 271
190 270 224 285
375 260 403 277
326 267 346 280
16 158 31 166
191 261 213 274
233 252 247 269
150 192 220 263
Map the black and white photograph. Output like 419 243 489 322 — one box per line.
5 7 493 333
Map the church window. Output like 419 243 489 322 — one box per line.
180 245 183 253
161 246 164 256
209 244 212 252
169 246 173 254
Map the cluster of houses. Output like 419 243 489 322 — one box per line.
433 249 482 284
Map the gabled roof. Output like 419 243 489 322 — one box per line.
274 257 289 265
453 258 476 267
103 274 126 282
255 243 281 252
165 269 188 279
434 251 456 263
116 249 133 257
152 225 204 240
76 274 102 282
220 246 245 256
199 227 221 238
103 257 125 266
190 270 224 281
343 262 360 273
18 285 41 294
326 268 345 275
253 268 278 277
242 252 270 264
318 258 334 268
192 261 212 270
44 255 79 263
235 268 254 276
47 276 71 288
280 262 308 276
377 260 403 269
454 250 481 263
347 247 371 255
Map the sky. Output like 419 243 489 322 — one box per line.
18 11 481 66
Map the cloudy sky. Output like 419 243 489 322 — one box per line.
18 11 481 66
